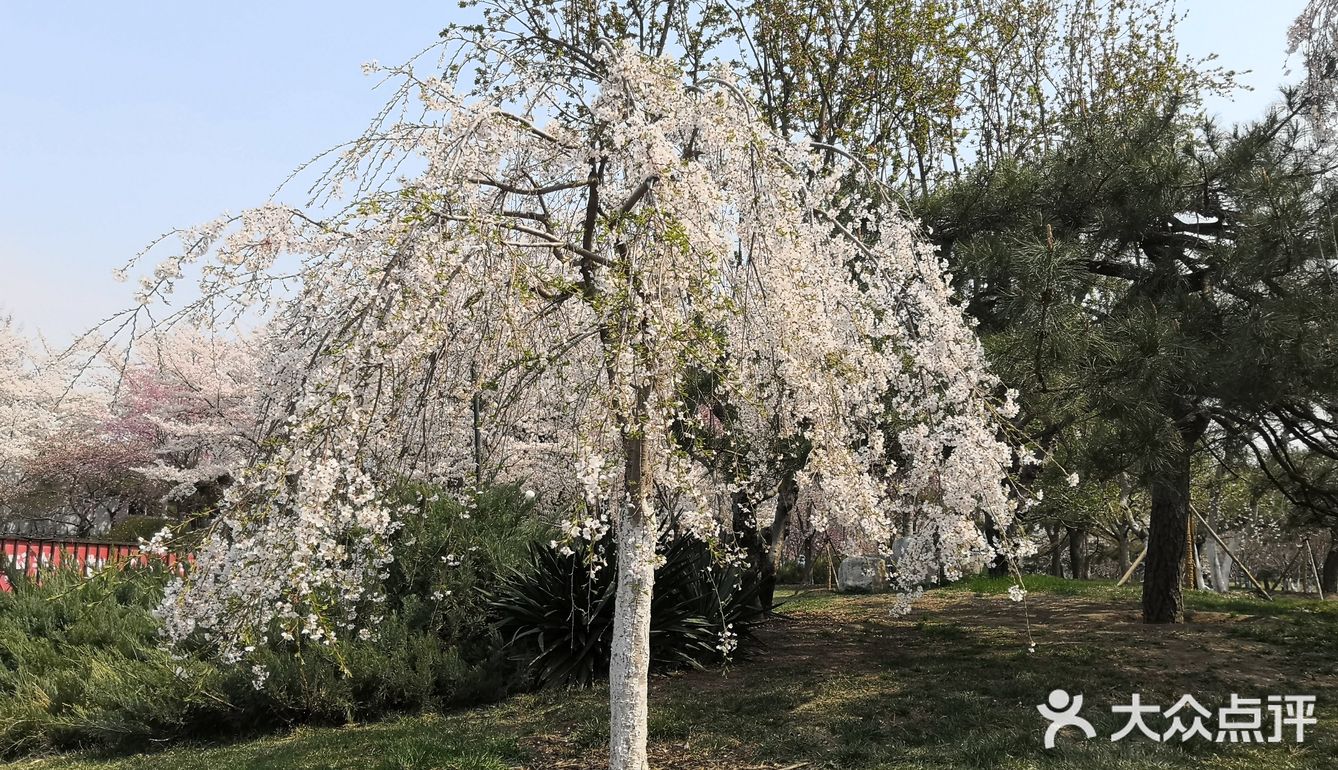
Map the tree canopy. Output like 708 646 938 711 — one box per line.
125 45 1023 770
926 96 1338 619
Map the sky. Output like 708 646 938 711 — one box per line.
0 1 1311 344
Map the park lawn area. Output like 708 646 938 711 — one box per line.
13 578 1338 770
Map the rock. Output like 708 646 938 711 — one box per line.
889 537 908 564
837 555 888 593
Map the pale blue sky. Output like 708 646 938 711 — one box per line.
0 1 1309 342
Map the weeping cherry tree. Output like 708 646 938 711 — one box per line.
127 45 1022 770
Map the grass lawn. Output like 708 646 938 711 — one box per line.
13 578 1338 769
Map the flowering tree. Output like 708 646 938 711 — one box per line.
0 322 132 534
128 46 1017 769
1290 0 1338 120
0 320 62 523
17 402 159 536
1 322 258 536
120 328 261 513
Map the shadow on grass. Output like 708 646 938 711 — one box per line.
20 579 1338 770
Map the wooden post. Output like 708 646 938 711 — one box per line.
1304 538 1326 601
1192 507 1271 601
1182 514 1204 594
1117 544 1148 587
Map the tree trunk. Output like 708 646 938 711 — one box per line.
1141 411 1207 623
1115 526 1131 577
761 473 799 613
1202 534 1235 593
1322 529 1338 597
1197 472 1225 592
983 514 1009 577
826 540 837 590
609 392 654 770
1045 524 1064 577
730 490 767 605
1066 525 1089 580
799 532 816 585
1114 474 1137 577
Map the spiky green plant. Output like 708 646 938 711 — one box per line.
489 536 766 688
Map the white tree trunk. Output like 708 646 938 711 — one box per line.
610 418 655 770
1201 534 1237 592
609 495 656 770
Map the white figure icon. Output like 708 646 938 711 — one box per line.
1038 689 1097 748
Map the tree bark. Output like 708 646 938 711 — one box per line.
609 497 654 770
1115 527 1131 577
761 473 798 612
1323 529 1338 597
1185 515 1205 590
1045 524 1064 577
1114 474 1136 577
609 388 655 770
729 472 795 615
983 514 1009 577
1141 410 1207 623
1066 525 1089 579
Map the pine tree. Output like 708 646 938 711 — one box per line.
928 95 1338 621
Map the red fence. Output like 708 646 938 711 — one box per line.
0 537 185 591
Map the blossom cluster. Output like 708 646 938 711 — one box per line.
1 321 257 535
131 44 1025 660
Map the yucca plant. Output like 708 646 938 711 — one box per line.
489 535 766 688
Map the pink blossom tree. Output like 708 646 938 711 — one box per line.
3 324 259 536
121 328 261 514
17 403 159 536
